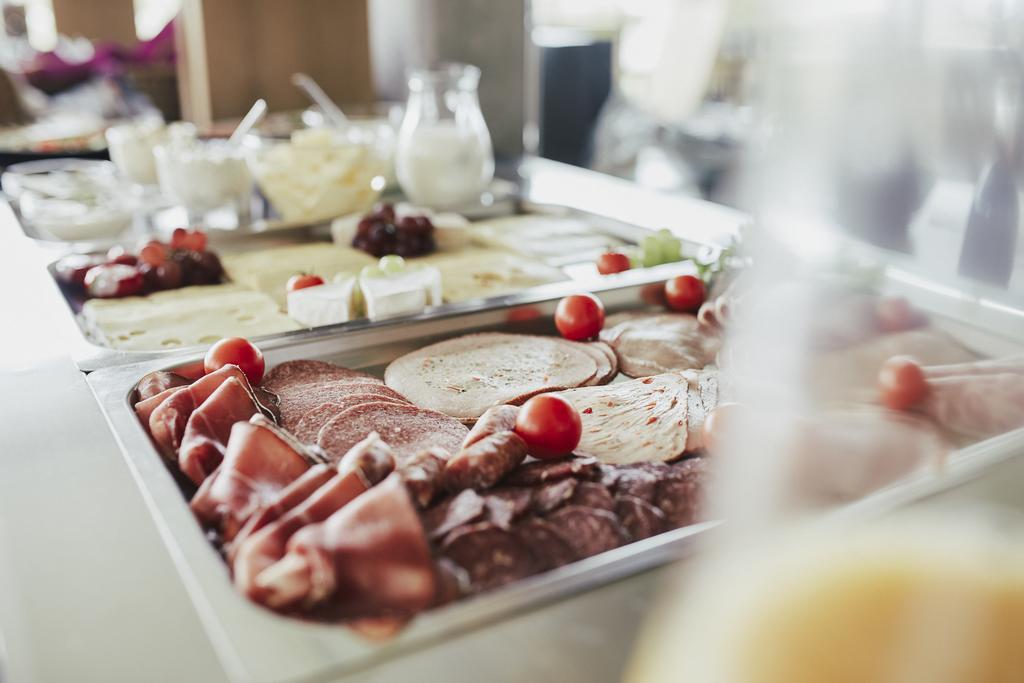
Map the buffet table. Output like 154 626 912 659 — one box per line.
0 163 742 683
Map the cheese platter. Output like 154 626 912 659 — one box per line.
35 159 745 371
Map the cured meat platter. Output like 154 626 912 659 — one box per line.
86 261 1024 683
35 159 745 372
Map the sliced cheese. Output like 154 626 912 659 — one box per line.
82 284 300 351
414 247 565 303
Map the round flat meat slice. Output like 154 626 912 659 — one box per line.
591 341 619 383
422 489 487 540
317 402 468 465
569 481 615 512
514 517 576 571
294 394 407 443
433 557 471 606
277 381 407 431
553 339 611 387
615 495 665 541
545 505 627 560
601 312 721 378
440 521 538 592
556 374 690 465
384 333 598 420
654 458 708 528
262 360 378 392
504 456 601 486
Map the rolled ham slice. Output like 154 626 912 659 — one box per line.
191 415 318 539
134 386 180 427
250 474 436 618
178 377 262 485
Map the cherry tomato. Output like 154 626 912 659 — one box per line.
182 230 208 252
597 252 631 275
204 337 265 384
287 273 326 292
702 403 742 454
878 355 928 411
664 275 706 312
139 241 167 266
876 296 925 333
514 394 583 459
170 228 208 252
554 293 605 341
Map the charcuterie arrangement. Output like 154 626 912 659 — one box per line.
126 259 1024 634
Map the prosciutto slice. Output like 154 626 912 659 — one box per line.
232 434 396 594
191 415 318 539
178 377 261 485
250 474 436 618
148 365 255 458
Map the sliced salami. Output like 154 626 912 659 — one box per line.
262 360 378 392
615 495 665 541
569 481 615 512
463 405 519 449
531 477 577 514
398 447 449 509
433 557 471 606
317 402 468 465
545 505 626 560
440 522 538 591
444 431 527 491
422 489 486 540
514 517 576 570
276 381 405 431
654 458 707 528
612 466 660 503
504 456 600 486
294 394 406 443
482 487 534 529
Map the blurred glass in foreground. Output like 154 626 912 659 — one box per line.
629 1 1024 681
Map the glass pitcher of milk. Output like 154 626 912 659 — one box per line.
396 63 495 207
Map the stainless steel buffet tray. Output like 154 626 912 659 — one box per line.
39 158 747 373
87 265 1024 683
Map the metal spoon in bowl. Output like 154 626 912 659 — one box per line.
291 72 349 129
228 98 268 145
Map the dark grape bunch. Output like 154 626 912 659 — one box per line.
352 203 436 258
55 228 224 299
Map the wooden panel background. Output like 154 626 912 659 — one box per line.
52 0 137 45
177 0 374 125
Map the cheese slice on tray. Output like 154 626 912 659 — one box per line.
82 284 300 351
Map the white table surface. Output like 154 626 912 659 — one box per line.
0 191 688 683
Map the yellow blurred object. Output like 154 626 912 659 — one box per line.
627 513 1024 683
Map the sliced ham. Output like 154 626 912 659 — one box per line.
178 377 262 485
134 386 180 427
384 333 599 420
921 373 1024 440
600 313 721 378
190 415 319 540
249 474 436 618
148 365 257 458
556 374 691 464
135 370 191 402
234 467 375 602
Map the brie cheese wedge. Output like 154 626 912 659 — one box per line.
287 278 356 328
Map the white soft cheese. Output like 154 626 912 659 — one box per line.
286 278 356 328
360 265 442 320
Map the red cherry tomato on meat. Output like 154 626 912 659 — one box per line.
664 275 706 312
287 273 326 292
702 403 742 454
514 394 583 459
204 337 265 385
597 252 631 275
555 293 605 341
878 355 928 411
